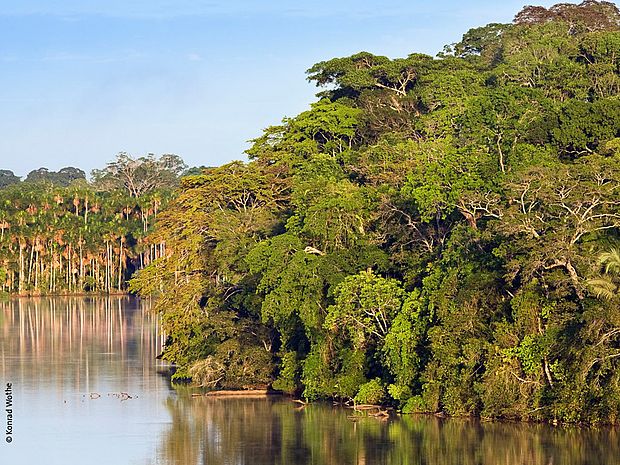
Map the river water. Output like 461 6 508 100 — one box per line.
0 296 618 465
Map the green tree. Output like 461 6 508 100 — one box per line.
0 170 20 189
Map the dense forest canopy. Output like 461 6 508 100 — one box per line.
24 167 87 186
129 0 620 424
0 153 189 295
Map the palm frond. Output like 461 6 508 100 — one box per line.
598 248 620 275
587 277 618 301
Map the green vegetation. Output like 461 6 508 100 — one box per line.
129 1 620 423
1 0 618 425
0 153 185 294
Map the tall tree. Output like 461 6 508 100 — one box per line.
92 153 186 198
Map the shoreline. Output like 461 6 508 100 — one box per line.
6 291 131 298
184 385 620 428
185 389 620 428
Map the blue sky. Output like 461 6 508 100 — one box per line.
0 0 558 177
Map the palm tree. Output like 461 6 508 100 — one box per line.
588 248 620 300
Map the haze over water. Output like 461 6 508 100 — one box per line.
0 296 617 465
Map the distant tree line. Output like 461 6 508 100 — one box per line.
0 153 190 295
0 166 86 188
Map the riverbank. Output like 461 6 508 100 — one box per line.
5 290 131 298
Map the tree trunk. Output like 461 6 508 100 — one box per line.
19 244 24 293
118 238 123 291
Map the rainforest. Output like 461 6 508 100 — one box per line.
0 153 189 294
5 1 620 425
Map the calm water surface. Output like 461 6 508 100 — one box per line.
0 297 618 465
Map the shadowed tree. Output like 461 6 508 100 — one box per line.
0 170 20 189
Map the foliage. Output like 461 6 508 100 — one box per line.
354 378 386 405
25 167 86 186
130 1 620 424
325 270 404 349
0 157 180 294
92 152 186 198
514 1 620 32
272 351 301 393
0 170 20 189
588 247 620 299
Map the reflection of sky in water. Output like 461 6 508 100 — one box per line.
1 297 619 465
0 297 173 465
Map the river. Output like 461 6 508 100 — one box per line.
0 296 617 465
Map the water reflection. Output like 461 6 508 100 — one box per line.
156 397 619 465
0 296 164 392
0 296 171 465
0 297 618 465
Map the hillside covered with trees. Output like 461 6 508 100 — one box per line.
124 1 620 424
0 153 187 295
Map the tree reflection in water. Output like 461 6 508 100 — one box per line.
157 396 619 465
1 297 617 465
0 296 163 393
